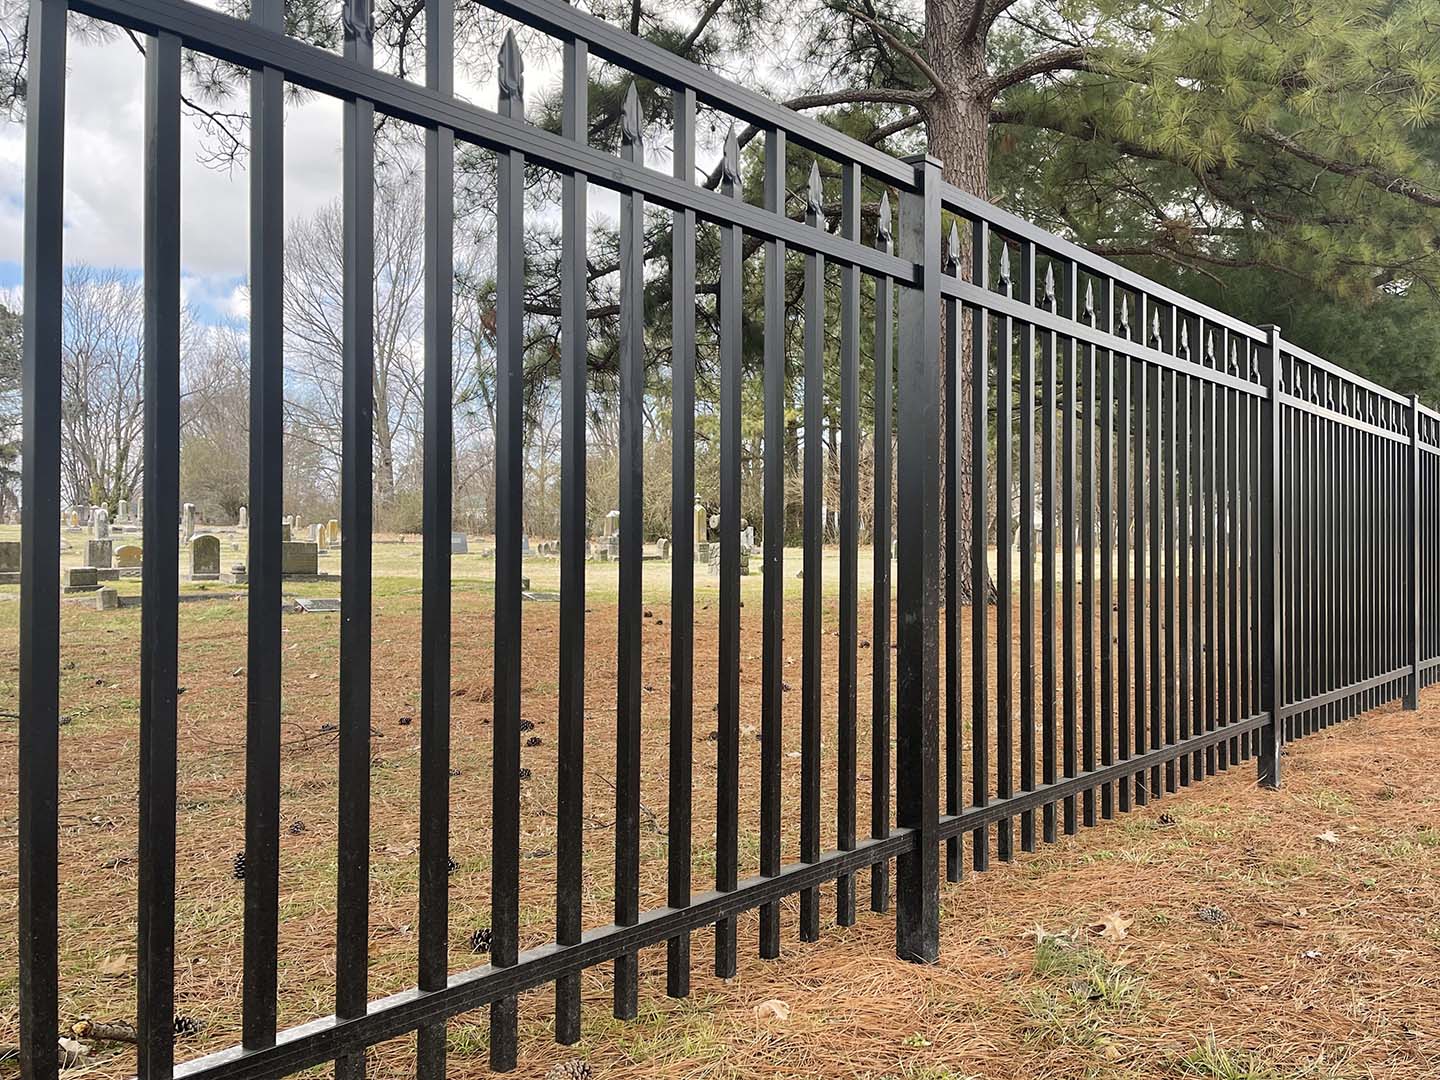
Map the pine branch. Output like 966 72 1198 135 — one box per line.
785 86 935 110
827 2 941 89
982 46 1096 98
864 110 925 146
1259 127 1440 210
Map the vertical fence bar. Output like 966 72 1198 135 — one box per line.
870 195 894 914
715 129 743 979
1259 326 1283 787
995 244 1014 862
970 219 991 872
417 1 454 1070
137 28 180 1080
1178 327 1193 787
1080 283 1097 825
1227 346 1242 761
800 161 825 943
1116 300 1132 812
1018 243 1037 852
1216 344 1232 764
1041 265 1059 836
895 155 941 963
758 127 786 950
837 162 861 920
1163 330 1178 792
243 0 285 1049
1099 281 1116 818
491 33 527 1066
1204 333 1219 774
943 224 962 883
1132 318 1148 805
1061 263 1079 832
1410 394 1421 709
336 7 376 1077
555 18 590 1036
668 85 697 990
1146 323 1161 799
19 4 65 1075
612 82 644 1021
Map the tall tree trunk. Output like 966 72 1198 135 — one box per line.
922 17 994 603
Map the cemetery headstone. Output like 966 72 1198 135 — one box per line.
190 534 221 580
114 544 143 568
238 506 249 530
95 587 120 611
327 519 339 545
92 507 110 540
282 541 319 576
116 498 130 523
451 532 469 554
181 502 196 542
85 538 113 568
693 501 707 549
0 541 19 573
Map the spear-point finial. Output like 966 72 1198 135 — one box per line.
721 124 741 188
806 160 824 219
1083 280 1095 322
877 192 892 246
1228 340 1240 375
1204 330 1216 365
342 0 374 45
498 30 524 104
1043 263 1057 308
1150 310 1162 347
998 244 1012 292
621 81 643 146
1117 293 1130 333
1179 322 1190 357
942 222 960 273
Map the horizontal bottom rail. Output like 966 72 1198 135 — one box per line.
171 832 914 1080
1279 664 1410 720
936 711 1270 842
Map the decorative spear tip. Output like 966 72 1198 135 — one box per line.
721 124 741 185
806 160 824 217
1083 279 1095 317
876 192 892 242
1043 262 1056 301
498 29 524 100
621 81 643 144
1204 329 1216 360
998 244 1012 287
1117 292 1128 329
945 221 961 271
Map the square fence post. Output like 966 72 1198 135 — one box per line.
895 155 942 963
1258 325 1284 787
1408 393 1420 710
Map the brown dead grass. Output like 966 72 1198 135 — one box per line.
1 577 1438 1080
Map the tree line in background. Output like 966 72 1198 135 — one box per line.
1 0 1438 551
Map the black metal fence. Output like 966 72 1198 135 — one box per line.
16 0 1438 1076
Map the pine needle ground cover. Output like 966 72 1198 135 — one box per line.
1 539 1437 1079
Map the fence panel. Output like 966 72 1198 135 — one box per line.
14 0 1434 1076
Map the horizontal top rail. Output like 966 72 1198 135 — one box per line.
72 0 916 280
483 0 919 189
942 182 1266 346
1282 337 1411 411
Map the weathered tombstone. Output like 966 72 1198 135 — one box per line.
190 534 221 580
85 538 113 568
521 532 531 555
451 531 469 554
603 509 620 538
657 538 670 560
238 505 249 530
309 523 321 543
741 524 755 552
115 498 130 523
114 544 143 568
0 540 19 573
693 500 707 549
181 502 196 542
68 510 79 528
282 541 319 576
95 587 120 611
607 534 620 560
136 496 144 522
65 566 100 592
327 519 339 545
92 507 110 540
291 512 303 533
280 516 293 543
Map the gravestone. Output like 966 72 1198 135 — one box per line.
115 498 130 523
114 544 143 568
95 587 120 611
92 507 110 540
238 505 248 530
693 501 707 550
657 538 670 560
741 523 755 552
292 512 303 534
328 519 339 545
451 532 468 554
136 496 143 522
68 510 79 528
85 539 113 568
65 566 100 592
181 502 196 542
190 534 221 580
0 541 18 573
282 541 319 576
280 517 293 542
603 509 620 538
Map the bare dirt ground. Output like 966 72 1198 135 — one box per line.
1 549 1438 1079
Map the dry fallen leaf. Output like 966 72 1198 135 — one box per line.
1090 912 1132 942
97 953 134 977
754 998 791 1021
